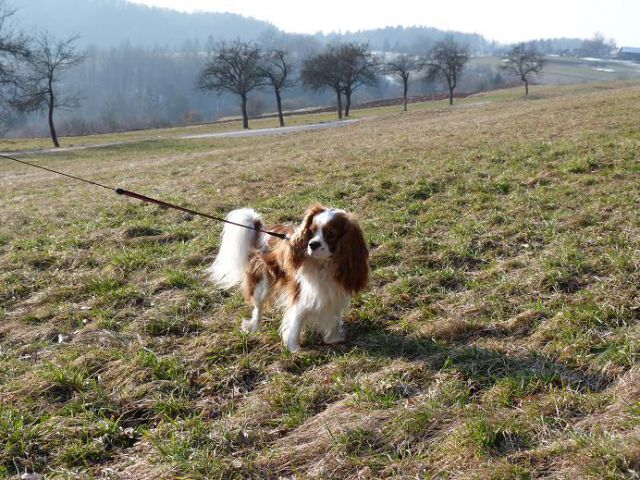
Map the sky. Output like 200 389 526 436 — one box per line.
128 0 639 46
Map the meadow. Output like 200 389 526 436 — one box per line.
1 81 639 479
469 55 640 86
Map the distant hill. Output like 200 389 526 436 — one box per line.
319 26 495 54
11 0 497 53
12 0 275 47
11 0 588 56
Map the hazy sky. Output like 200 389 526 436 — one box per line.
129 0 639 46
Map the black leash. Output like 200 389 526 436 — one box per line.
0 152 289 240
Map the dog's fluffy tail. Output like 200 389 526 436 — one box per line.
207 208 262 290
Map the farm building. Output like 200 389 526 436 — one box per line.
618 47 640 61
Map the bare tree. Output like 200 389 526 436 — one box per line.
337 42 378 117
198 40 265 129
500 43 545 96
259 48 292 127
384 54 417 111
302 43 377 119
0 0 29 129
422 36 469 106
15 33 84 147
301 48 345 119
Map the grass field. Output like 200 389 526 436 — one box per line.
470 55 640 86
1 81 639 479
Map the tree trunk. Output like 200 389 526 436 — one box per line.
275 89 284 127
241 93 249 129
448 85 454 106
47 92 59 148
336 89 343 120
524 78 529 96
344 91 351 117
402 79 408 112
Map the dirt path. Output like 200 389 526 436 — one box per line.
1 119 360 156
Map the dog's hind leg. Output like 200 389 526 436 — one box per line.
242 277 269 333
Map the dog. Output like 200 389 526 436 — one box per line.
207 204 369 351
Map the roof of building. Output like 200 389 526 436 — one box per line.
619 47 640 54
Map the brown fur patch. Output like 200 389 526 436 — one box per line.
330 213 370 294
286 204 326 270
242 223 298 307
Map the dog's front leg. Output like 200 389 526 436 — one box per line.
322 316 346 344
280 305 307 352
242 306 261 334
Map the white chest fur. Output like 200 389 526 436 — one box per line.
296 261 350 313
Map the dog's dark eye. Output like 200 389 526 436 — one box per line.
326 229 345 244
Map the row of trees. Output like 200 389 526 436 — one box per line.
198 37 471 128
380 38 471 111
199 37 546 128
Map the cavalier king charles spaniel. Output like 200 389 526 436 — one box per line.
208 204 369 351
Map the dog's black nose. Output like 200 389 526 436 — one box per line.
309 240 322 251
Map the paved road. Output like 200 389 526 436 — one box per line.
1 119 360 156
179 119 359 139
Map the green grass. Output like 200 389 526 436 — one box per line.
1 80 639 478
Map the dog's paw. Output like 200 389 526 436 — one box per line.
323 329 346 344
241 318 259 333
286 339 300 352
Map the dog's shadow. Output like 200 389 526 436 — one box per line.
333 324 611 394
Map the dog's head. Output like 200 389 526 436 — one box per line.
288 204 369 294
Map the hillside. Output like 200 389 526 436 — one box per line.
11 0 496 52
468 55 640 89
1 82 639 478
12 0 273 47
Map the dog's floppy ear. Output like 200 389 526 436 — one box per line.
286 204 326 270
332 216 369 294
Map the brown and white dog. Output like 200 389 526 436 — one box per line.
208 204 369 351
